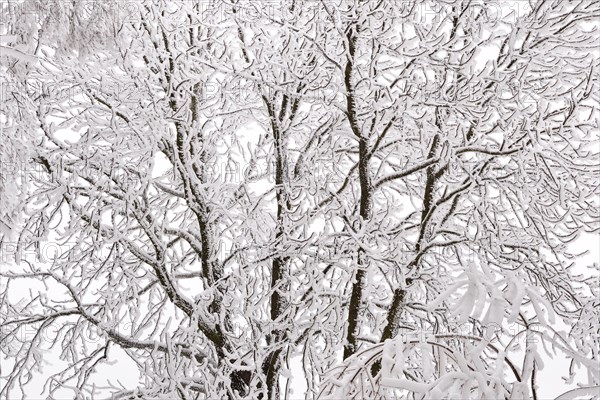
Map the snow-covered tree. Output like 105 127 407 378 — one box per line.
1 1 598 399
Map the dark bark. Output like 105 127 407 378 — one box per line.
260 88 294 399
343 25 373 360
370 285 409 377
372 133 441 376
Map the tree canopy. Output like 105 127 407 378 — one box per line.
1 1 599 399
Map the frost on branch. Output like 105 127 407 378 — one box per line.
0 0 599 399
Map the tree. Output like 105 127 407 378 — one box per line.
1 1 599 399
